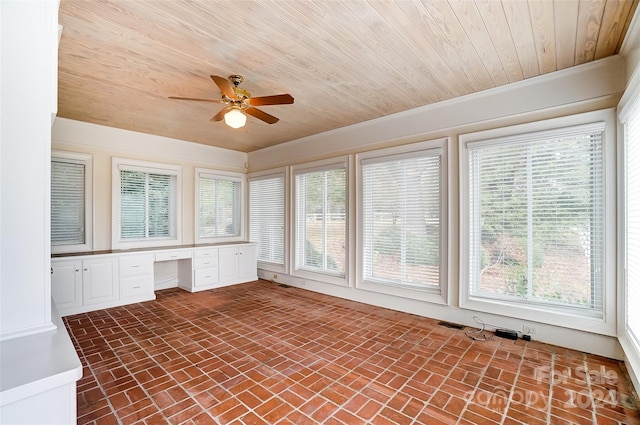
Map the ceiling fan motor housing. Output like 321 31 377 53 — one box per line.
229 74 243 87
228 75 250 102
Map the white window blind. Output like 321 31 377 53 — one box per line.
362 152 441 288
51 158 86 246
626 102 640 346
249 175 285 265
295 167 346 275
198 174 241 238
468 123 605 315
120 170 176 240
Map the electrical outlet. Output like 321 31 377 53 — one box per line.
523 324 536 335
273 274 278 280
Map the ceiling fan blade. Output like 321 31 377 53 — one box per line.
245 107 279 124
168 96 223 103
248 94 294 106
211 75 237 99
210 106 231 122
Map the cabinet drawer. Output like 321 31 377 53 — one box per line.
120 276 153 299
119 254 154 278
155 250 192 262
194 267 218 287
194 256 217 269
194 249 218 260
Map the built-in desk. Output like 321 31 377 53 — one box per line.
51 242 257 316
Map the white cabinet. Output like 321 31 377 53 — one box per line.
52 256 118 314
51 259 82 312
238 244 258 282
119 254 154 300
51 243 256 314
182 244 256 292
82 257 118 306
52 253 154 316
218 247 239 283
219 244 257 284
192 248 219 289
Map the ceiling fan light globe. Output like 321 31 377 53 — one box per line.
224 108 246 128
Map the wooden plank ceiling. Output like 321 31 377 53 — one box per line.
58 0 638 153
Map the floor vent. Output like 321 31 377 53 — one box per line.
278 284 292 288
437 321 465 330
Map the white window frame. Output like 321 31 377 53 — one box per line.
112 157 182 249
459 109 617 335
617 66 640 390
51 150 93 254
291 156 350 287
195 168 245 244
248 168 288 274
356 139 448 304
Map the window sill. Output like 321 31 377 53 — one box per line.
292 268 348 287
113 238 182 251
460 296 615 336
195 236 245 245
358 279 446 304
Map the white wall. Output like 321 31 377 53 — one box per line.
52 118 248 250
248 55 627 359
1 2 82 423
0 0 58 339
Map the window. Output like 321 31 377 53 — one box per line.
196 169 243 242
112 158 181 249
293 159 347 283
358 144 445 300
460 112 616 334
249 172 285 270
51 151 92 253
624 95 640 349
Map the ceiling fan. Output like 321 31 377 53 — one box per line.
169 75 294 128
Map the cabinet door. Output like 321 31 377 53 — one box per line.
237 245 257 282
83 257 118 305
218 247 239 283
51 259 82 311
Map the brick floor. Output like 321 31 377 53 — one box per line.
64 280 640 424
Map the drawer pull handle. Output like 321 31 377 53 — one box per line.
204 275 211 278
132 265 140 268
132 285 141 289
